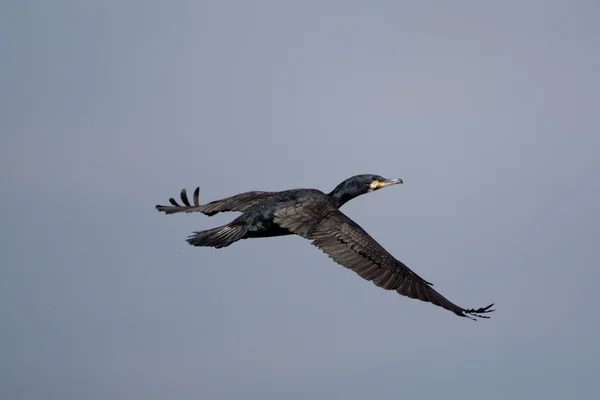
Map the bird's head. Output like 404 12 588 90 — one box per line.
329 174 403 207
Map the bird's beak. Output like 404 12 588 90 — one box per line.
378 178 403 189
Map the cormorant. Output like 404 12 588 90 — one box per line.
156 174 494 320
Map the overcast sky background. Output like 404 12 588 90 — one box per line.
2 1 599 399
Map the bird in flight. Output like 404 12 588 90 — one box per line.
156 174 494 320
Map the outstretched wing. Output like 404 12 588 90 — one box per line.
156 187 277 216
274 203 494 320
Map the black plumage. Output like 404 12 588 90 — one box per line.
156 174 494 320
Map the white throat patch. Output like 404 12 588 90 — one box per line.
368 181 379 192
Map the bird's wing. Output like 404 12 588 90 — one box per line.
274 204 494 320
156 187 277 216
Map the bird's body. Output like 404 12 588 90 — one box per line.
156 174 494 320
225 189 325 240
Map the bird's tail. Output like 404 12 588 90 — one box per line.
186 224 247 249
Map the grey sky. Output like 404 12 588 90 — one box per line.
1 1 599 399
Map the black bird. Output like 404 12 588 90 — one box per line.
156 174 494 320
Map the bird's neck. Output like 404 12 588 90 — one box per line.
328 185 364 208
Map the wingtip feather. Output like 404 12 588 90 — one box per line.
180 189 191 207
193 187 200 206
462 303 495 320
